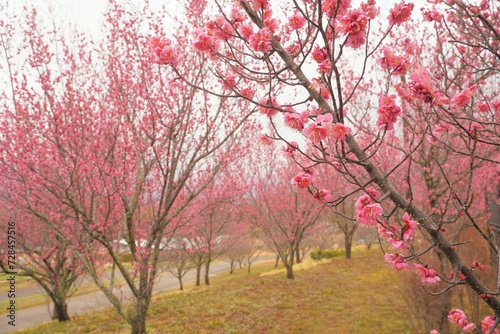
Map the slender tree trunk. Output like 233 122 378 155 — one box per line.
345 233 353 259
247 262 252 274
295 247 301 264
229 261 236 274
285 263 294 279
177 269 184 291
130 309 147 334
130 268 151 334
274 255 280 269
195 264 202 286
286 250 295 280
204 261 210 285
52 299 70 322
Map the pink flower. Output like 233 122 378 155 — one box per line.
355 194 373 212
429 330 441 334
312 45 328 63
448 309 468 326
330 123 351 140
240 87 256 99
361 1 379 19
193 31 216 52
249 28 272 53
339 9 368 35
421 8 443 22
318 60 332 74
357 203 383 226
377 94 401 130
453 86 476 107
221 74 237 90
388 2 414 26
387 237 407 251
253 0 269 10
409 70 435 103
289 12 306 30
258 97 280 117
448 309 476 332
402 213 417 242
322 0 351 18
207 16 234 41
238 24 254 40
413 263 441 285
313 189 333 202
377 47 409 75
337 9 369 49
481 316 499 334
230 7 245 28
291 173 312 188
263 12 278 34
302 123 328 144
345 31 366 49
462 323 476 332
150 37 180 66
284 111 309 131
316 113 333 125
477 101 489 112
384 253 410 271
258 134 273 145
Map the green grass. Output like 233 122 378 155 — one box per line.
0 273 34 292
19 249 412 334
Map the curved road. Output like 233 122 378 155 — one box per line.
2 257 272 333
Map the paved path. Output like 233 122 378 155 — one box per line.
2 258 272 333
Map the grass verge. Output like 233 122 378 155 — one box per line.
18 249 412 334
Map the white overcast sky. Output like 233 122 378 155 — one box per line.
31 0 429 35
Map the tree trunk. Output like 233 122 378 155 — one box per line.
295 247 301 264
195 264 202 286
345 233 353 259
204 261 210 285
178 276 184 291
285 264 294 279
247 263 252 274
52 299 70 322
229 261 236 274
274 255 280 268
286 250 295 279
130 311 147 334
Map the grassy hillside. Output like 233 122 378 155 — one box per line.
19 249 413 334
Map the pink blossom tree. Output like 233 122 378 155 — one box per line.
0 207 86 321
244 147 324 279
180 172 248 286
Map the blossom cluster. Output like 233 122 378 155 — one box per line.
376 93 401 131
301 113 352 144
355 192 383 226
373 208 441 286
149 37 180 66
377 47 409 76
447 309 476 332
